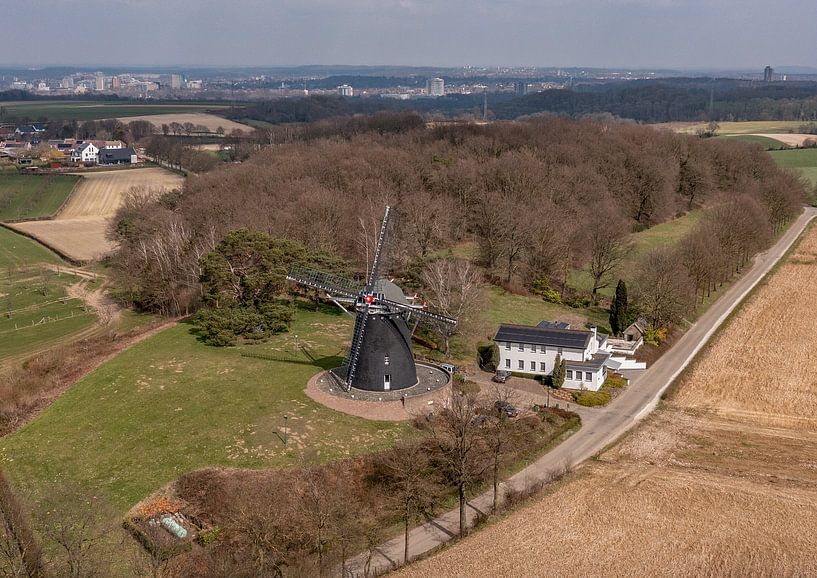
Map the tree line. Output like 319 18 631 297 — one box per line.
109 117 807 330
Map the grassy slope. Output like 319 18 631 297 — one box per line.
0 305 407 514
770 148 817 186
569 210 704 297
0 227 96 363
674 121 807 135
0 174 79 221
718 134 791 150
0 101 229 122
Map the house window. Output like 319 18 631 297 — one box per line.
576 371 583 381
566 370 573 379
505 342 511 350
558 347 563 355
384 355 390 366
518 343 524 351
585 372 592 381
530 344 536 352
505 359 511 369
540 345 547 354
518 360 524 370
540 362 546 372
530 361 536 371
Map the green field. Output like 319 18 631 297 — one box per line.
0 100 230 122
568 210 704 297
673 120 807 135
0 227 97 363
770 148 817 186
0 174 79 221
719 134 790 150
485 286 609 331
1 305 406 516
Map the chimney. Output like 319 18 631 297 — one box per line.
590 326 597 356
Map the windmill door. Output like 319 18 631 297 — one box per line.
384 374 391 390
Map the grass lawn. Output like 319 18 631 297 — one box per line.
718 134 790 150
770 148 817 186
569 210 704 297
0 101 230 122
0 303 408 516
0 174 80 221
0 227 97 363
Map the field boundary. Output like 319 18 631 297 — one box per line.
0 223 84 266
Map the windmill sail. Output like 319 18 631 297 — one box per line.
367 205 393 288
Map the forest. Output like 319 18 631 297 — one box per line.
109 116 807 348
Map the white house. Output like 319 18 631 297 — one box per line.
71 142 98 164
493 321 616 391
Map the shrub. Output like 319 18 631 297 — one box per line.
477 343 499 372
566 294 591 309
454 380 480 396
197 526 221 546
602 374 628 389
531 279 563 304
571 390 612 407
643 326 668 346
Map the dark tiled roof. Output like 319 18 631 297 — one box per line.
537 320 571 330
98 147 136 162
494 324 591 349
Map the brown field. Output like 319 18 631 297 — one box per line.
114 112 250 133
10 168 183 262
745 133 817 147
400 225 817 577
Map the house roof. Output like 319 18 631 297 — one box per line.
98 147 136 162
625 317 648 335
565 352 612 371
494 324 592 350
537 320 571 330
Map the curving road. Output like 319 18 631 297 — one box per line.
350 206 817 576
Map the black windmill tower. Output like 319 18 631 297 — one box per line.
287 206 457 392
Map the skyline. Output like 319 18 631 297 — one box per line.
3 0 816 69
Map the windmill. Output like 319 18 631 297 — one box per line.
287 206 457 392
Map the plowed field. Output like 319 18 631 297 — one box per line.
10 168 183 262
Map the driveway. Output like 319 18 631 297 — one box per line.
348 206 817 576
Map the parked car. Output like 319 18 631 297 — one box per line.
494 400 519 418
492 370 511 383
440 363 456 374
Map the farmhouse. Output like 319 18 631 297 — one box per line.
98 146 137 165
71 142 99 165
494 322 615 391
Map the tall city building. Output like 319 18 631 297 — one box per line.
764 66 774 82
61 76 74 89
338 84 353 96
514 81 529 96
426 77 445 96
95 73 105 91
111 76 122 90
170 74 183 90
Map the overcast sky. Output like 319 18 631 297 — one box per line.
3 0 816 69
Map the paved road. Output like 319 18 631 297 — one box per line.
348 207 817 577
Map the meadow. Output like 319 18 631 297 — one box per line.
0 227 96 364
0 303 407 515
770 148 817 186
0 174 79 221
0 100 229 122
719 134 791 150
399 221 817 577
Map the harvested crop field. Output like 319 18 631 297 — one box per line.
743 133 817 147
114 112 249 133
400 223 817 577
9 168 182 262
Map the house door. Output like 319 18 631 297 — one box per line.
384 374 391 391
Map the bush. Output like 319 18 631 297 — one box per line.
643 326 668 346
454 380 480 396
566 294 591 309
477 343 499 372
197 526 221 546
602 374 627 389
571 390 612 407
531 279 563 304
192 301 293 346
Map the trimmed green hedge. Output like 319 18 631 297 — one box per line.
572 390 612 407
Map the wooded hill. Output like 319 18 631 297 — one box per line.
109 117 807 325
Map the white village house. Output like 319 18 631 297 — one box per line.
493 321 643 391
71 142 98 164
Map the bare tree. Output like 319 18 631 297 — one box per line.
635 247 695 329
586 210 630 303
0 469 44 578
485 385 519 512
421 258 485 355
377 443 438 564
427 393 488 535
